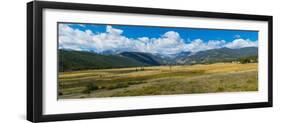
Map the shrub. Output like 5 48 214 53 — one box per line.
58 91 63 96
82 89 91 94
217 87 225 92
107 83 129 90
87 83 99 91
238 56 258 64
82 83 99 94
246 79 254 83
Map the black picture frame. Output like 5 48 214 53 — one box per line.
27 1 273 122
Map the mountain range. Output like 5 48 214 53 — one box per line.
59 47 258 71
177 47 258 64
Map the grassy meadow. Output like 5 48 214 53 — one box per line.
58 63 258 99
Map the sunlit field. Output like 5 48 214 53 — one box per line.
58 63 258 99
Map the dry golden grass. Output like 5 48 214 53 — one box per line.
58 63 258 99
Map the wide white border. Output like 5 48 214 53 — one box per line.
43 9 268 115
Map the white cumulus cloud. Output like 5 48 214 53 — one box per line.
186 39 226 52
59 24 95 51
58 24 258 54
225 38 258 49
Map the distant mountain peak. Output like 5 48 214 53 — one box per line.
59 46 258 70
177 47 258 64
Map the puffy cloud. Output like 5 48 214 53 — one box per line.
186 39 226 52
90 26 134 53
234 34 241 39
225 38 258 49
106 26 123 35
58 24 258 54
185 38 257 52
78 24 86 27
146 31 187 54
59 24 187 54
58 24 94 51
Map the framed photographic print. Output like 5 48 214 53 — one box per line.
27 1 273 122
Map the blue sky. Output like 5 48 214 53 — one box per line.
67 23 258 43
59 23 258 55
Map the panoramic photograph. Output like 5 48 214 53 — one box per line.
58 23 258 99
